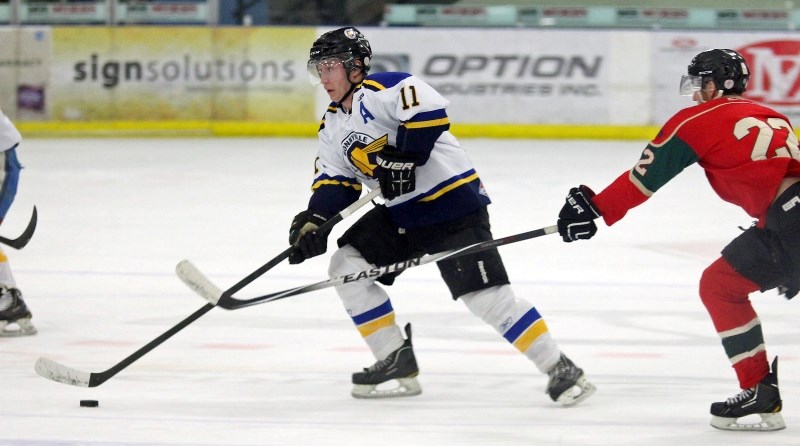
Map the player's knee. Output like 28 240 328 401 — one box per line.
329 245 391 312
700 257 756 307
329 244 374 280
699 266 717 309
461 285 516 324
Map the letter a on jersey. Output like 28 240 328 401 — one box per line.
360 102 375 124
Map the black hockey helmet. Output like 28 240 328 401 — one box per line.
308 27 372 77
684 49 750 95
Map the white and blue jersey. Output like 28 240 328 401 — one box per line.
0 109 20 153
309 72 491 229
0 109 22 221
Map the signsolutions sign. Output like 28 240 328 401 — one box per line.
49 27 316 121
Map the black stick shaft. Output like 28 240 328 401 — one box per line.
88 304 215 386
47 189 381 387
0 206 36 249
217 188 380 304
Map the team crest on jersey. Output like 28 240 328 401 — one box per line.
344 132 389 176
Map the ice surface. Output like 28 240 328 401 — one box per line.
1 137 797 445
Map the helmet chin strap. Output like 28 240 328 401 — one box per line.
337 81 358 107
336 67 366 110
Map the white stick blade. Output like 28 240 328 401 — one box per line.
34 357 91 387
175 260 223 305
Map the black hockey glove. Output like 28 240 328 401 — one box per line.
288 210 329 264
558 185 602 242
375 146 418 201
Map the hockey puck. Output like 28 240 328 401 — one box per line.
79 399 99 408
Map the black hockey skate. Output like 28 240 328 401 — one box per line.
0 287 36 337
351 323 422 399
710 357 785 431
546 353 595 406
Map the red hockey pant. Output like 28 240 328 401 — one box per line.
699 257 770 389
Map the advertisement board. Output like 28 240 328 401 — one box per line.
12 26 800 136
0 28 51 120
653 32 800 125
49 27 316 121
358 28 648 125
0 26 654 129
21 3 106 24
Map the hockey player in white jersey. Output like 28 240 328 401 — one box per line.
0 107 33 337
289 27 594 405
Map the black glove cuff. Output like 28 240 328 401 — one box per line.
376 151 419 168
289 210 329 245
559 185 601 221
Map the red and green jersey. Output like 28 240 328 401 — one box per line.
593 97 800 226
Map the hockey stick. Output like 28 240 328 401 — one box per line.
0 206 37 249
34 189 380 387
35 303 216 387
208 187 381 299
177 224 559 310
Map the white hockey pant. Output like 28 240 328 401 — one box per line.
329 245 404 360
0 248 16 288
460 286 560 373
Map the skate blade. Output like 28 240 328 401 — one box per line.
710 412 786 431
556 376 596 407
351 377 422 399
0 318 37 337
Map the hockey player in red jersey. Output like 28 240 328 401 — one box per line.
557 48 795 431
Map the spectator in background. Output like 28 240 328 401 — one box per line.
269 0 351 25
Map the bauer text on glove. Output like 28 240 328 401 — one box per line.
288 210 329 264
375 147 418 200
558 185 601 242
